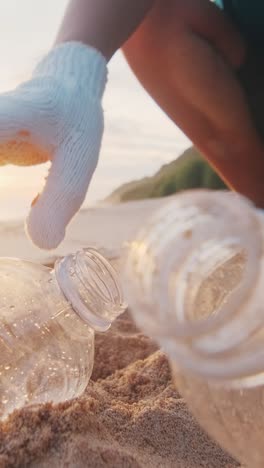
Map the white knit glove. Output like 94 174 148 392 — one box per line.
0 42 107 249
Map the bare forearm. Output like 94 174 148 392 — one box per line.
55 0 154 61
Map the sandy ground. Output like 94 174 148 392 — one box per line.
0 198 167 264
0 197 240 467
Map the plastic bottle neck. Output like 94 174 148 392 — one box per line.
55 248 126 332
123 191 264 387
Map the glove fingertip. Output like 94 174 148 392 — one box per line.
26 205 66 250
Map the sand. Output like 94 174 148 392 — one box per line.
0 309 239 467
0 198 168 263
0 198 241 467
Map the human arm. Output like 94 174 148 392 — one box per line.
55 0 154 60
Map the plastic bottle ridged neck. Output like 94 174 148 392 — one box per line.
55 248 126 332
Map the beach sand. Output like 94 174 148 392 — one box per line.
0 311 240 468
0 198 240 467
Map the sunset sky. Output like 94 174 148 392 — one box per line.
0 0 190 220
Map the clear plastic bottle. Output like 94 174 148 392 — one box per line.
0 248 126 420
122 190 264 468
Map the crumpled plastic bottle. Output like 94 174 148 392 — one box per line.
122 190 264 467
0 248 126 420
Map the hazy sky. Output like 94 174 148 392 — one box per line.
0 0 190 219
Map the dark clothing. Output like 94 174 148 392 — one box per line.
223 0 264 140
223 0 264 46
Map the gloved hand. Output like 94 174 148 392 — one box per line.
0 42 107 249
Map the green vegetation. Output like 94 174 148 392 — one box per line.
107 147 227 203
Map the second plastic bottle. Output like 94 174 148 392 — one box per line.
122 190 264 468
